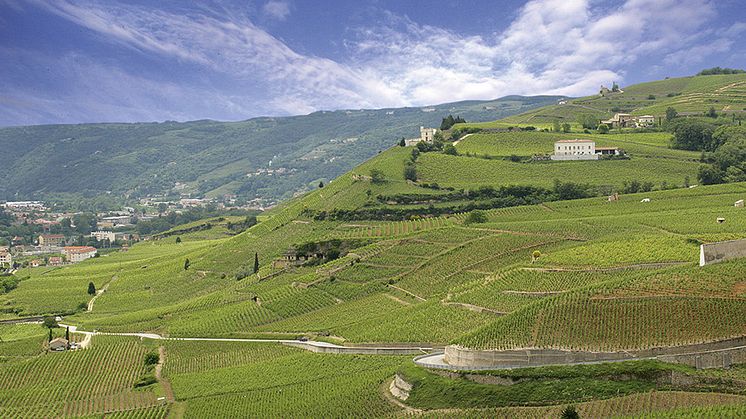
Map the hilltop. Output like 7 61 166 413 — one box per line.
0 95 561 207
484 73 746 128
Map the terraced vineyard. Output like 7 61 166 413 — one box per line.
2 73 746 416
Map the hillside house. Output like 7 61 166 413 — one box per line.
551 139 599 160
38 234 65 247
30 259 42 267
48 256 63 266
63 246 97 263
596 147 621 156
404 127 438 147
636 115 656 127
0 247 12 268
49 337 68 351
601 113 635 128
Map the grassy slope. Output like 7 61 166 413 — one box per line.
462 73 746 128
1 77 746 415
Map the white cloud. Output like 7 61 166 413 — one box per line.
262 0 290 21
14 0 741 123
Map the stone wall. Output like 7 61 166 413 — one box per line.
700 238 746 266
439 336 746 370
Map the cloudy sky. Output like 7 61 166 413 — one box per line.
1 0 745 126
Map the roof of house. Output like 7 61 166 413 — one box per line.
63 246 97 254
50 337 68 345
41 234 65 239
556 139 595 143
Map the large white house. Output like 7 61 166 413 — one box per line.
404 127 438 147
551 139 599 160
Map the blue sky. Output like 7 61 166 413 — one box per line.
1 0 745 126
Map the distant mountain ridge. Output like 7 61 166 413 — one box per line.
0 95 564 206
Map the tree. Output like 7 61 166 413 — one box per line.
706 106 718 118
48 328 53 342
611 82 619 92
440 115 456 130
561 405 580 419
464 210 488 225
370 169 386 184
175 236 181 244
318 180 324 188
42 316 58 329
144 352 159 366
532 250 541 262
87 281 96 296
65 326 70 341
403 162 418 182
597 123 609 134
670 120 716 151
443 144 458 155
553 120 561 132
398 137 406 147
577 114 598 130
157 203 168 214
184 258 190 270
665 107 678 121
561 123 571 133
253 252 259 273
698 165 725 185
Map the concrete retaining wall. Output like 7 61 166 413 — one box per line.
442 336 746 370
700 238 746 266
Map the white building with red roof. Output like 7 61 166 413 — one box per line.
551 139 599 161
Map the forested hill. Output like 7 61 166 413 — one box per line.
0 95 561 205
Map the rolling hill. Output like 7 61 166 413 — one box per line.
473 73 746 128
0 95 562 206
2 74 746 417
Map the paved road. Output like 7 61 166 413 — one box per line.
59 324 434 354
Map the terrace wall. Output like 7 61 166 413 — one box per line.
699 238 746 266
438 336 746 370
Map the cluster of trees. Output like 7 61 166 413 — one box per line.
697 67 746 76
552 120 572 133
697 125 746 184
135 207 256 235
440 115 466 130
308 181 593 221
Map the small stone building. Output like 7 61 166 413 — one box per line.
49 337 69 351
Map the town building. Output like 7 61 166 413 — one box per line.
1 201 46 211
30 259 42 268
63 246 98 263
90 231 116 242
48 256 64 266
49 337 69 351
38 234 65 247
404 126 439 146
0 247 12 268
98 215 132 228
551 139 599 160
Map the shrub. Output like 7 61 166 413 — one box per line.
464 210 489 225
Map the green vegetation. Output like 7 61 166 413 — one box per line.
0 96 561 204
2 73 746 416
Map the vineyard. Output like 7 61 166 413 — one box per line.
2 78 746 416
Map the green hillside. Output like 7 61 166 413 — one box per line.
2 75 746 417
491 73 746 127
0 95 561 205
